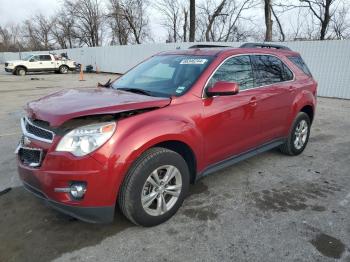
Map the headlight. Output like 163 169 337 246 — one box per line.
56 122 116 156
7 63 13 66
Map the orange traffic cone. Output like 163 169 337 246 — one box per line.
79 64 85 81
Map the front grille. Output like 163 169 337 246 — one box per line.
18 147 43 167
21 117 54 143
5 62 9 67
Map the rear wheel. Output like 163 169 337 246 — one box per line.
59 65 69 74
279 112 311 155
119 147 190 226
16 67 26 76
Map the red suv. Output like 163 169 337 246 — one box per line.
16 43 317 226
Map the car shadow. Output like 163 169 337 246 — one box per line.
0 180 211 262
0 187 133 262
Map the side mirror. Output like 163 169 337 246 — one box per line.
29 59 35 62
206 81 239 97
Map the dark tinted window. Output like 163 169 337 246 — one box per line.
253 55 292 86
288 55 312 76
39 55 52 61
283 63 293 81
208 55 254 91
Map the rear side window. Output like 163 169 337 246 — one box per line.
252 55 292 86
288 56 312 77
39 55 52 61
207 55 254 91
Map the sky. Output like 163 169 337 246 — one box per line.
1 0 342 43
0 0 168 42
0 0 60 25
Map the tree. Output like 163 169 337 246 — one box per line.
119 0 150 44
183 8 189 42
189 0 196 41
156 0 183 42
277 0 338 40
22 14 54 50
197 0 256 42
264 0 273 41
331 4 350 39
64 0 105 47
51 9 76 49
271 5 285 41
109 0 131 45
300 0 336 40
202 0 227 41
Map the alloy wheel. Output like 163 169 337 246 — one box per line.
294 119 308 150
141 165 182 216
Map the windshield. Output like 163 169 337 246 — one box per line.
23 55 33 61
112 55 213 97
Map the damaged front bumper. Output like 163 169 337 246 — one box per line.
22 181 114 223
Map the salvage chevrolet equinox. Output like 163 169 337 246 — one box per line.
16 43 317 226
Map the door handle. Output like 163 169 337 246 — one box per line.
288 86 295 92
249 97 257 107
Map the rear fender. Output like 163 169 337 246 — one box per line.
286 89 315 134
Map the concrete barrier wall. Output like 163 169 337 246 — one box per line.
1 40 349 99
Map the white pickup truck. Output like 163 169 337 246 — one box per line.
4 54 76 76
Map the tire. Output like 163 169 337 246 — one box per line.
16 67 26 76
279 112 311 156
119 147 190 227
59 65 69 74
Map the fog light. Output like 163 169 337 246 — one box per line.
70 183 87 199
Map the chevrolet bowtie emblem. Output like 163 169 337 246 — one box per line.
23 136 31 146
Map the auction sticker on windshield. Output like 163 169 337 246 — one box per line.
180 59 208 65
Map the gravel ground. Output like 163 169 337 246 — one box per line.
0 65 349 262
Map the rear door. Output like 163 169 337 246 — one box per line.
251 54 295 141
202 55 263 165
39 55 55 70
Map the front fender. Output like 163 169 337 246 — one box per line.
118 117 203 166
14 64 28 71
90 115 204 202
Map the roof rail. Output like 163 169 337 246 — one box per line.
189 44 231 49
240 43 291 51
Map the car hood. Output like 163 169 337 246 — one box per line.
26 88 171 127
6 60 25 64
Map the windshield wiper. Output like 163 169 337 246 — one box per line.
118 88 153 96
98 79 112 88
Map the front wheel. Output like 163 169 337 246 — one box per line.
119 147 190 226
16 67 26 76
279 112 311 155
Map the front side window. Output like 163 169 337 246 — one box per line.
23 55 33 61
207 55 254 91
252 55 292 86
112 55 213 97
31 55 40 61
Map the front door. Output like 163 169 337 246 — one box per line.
201 55 263 165
28 55 42 71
